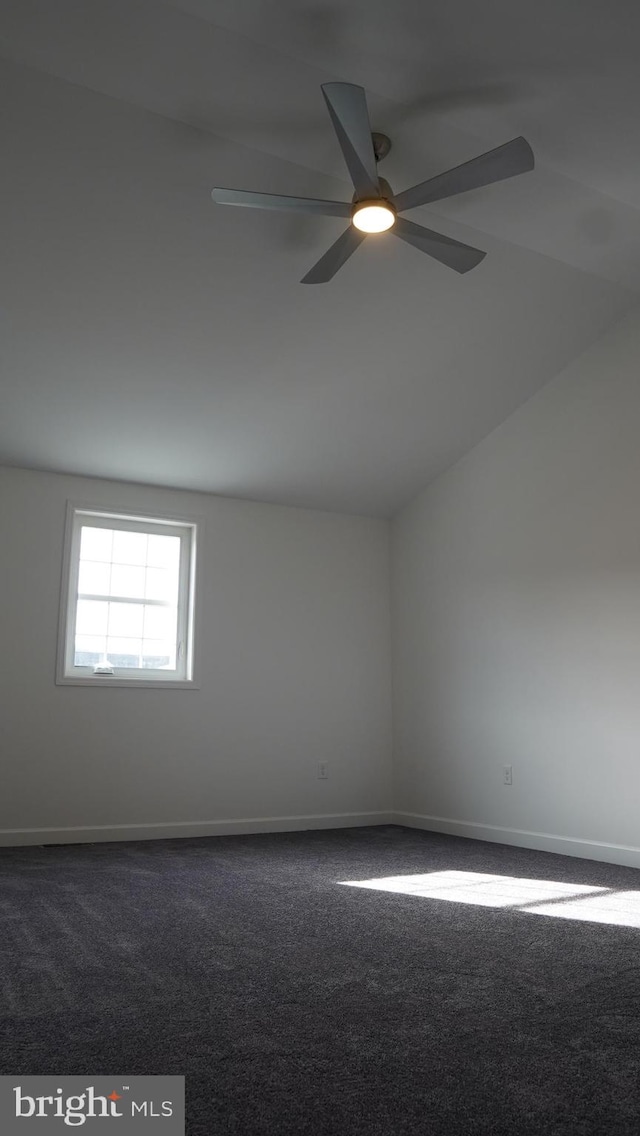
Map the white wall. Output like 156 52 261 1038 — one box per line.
0 467 392 843
392 306 640 868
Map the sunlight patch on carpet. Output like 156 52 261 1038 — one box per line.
339 870 640 927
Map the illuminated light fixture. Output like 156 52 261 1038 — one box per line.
352 199 396 233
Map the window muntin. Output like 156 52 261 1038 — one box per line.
59 507 197 686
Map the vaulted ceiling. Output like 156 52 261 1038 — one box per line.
1 0 639 515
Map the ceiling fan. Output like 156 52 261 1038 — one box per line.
211 82 534 284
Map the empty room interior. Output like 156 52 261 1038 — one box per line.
3 1 640 1132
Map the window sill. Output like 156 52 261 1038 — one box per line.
55 673 199 690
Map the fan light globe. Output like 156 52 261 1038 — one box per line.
352 201 396 233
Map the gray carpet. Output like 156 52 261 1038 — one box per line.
1 825 640 1134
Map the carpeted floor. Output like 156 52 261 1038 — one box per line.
1 825 640 1134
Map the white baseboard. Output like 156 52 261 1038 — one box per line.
4 810 635 870
0 811 395 847
393 811 640 870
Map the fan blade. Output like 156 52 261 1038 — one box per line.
301 226 366 284
211 187 351 217
393 217 486 274
321 82 380 199
393 136 534 213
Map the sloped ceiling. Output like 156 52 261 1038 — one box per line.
1 0 639 515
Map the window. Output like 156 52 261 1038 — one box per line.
57 505 198 687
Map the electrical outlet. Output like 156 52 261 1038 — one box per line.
503 764 513 786
317 761 329 780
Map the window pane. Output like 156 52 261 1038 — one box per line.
110 563 146 599
74 650 103 667
106 637 142 668
80 526 113 562
143 605 175 641
75 634 107 654
145 567 178 602
107 653 140 668
77 560 111 596
112 529 148 566
142 640 175 669
108 601 144 638
147 534 181 570
74 634 107 666
76 599 109 636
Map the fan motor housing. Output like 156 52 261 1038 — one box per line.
351 177 394 206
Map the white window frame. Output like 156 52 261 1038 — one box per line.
56 502 200 688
